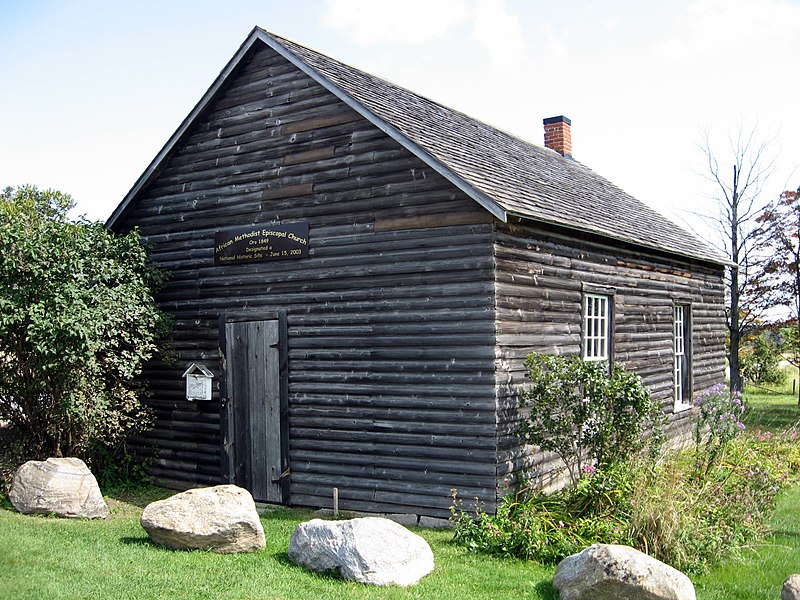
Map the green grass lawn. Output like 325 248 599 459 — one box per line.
0 488 557 600
745 379 800 431
744 361 800 427
694 484 800 599
2 389 800 599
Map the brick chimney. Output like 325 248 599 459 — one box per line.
543 115 572 157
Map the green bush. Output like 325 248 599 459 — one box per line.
0 185 170 460
91 443 154 493
451 464 635 564
741 331 786 387
519 354 663 484
452 428 800 573
452 356 800 573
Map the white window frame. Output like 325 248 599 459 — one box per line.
674 304 692 410
583 294 610 362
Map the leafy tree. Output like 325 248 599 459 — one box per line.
0 185 170 459
740 329 786 387
518 354 663 485
758 187 800 400
700 125 777 393
779 327 800 399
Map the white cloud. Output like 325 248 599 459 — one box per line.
539 22 569 63
321 0 527 74
471 0 526 73
651 0 800 160
657 0 800 61
620 0 800 242
321 0 470 45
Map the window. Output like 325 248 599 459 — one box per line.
674 304 692 408
583 294 611 362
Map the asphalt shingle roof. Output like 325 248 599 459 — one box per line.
270 31 724 265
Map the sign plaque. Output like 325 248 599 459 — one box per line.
214 222 309 265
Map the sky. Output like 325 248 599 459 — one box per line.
1 0 798 246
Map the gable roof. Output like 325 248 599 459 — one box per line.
108 27 725 266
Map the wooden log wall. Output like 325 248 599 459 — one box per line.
118 43 498 518
492 219 727 498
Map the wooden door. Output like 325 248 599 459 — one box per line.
223 318 287 503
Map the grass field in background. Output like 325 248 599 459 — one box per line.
745 362 800 430
693 383 800 599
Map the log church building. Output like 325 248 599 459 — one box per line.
107 27 726 517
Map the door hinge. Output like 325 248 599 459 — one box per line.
272 467 291 483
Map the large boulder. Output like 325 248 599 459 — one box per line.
288 517 434 586
9 457 109 519
783 575 800 600
140 484 265 553
553 543 696 600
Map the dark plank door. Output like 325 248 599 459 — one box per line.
225 319 283 503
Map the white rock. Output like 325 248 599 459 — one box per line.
9 457 109 519
288 517 434 586
783 575 800 600
553 543 696 600
140 484 265 553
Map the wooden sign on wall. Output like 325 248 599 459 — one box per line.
214 222 309 265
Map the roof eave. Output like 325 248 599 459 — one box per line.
506 211 730 268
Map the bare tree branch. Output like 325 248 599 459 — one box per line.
698 121 778 393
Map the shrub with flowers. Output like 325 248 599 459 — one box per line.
452 428 800 573
518 354 663 485
694 383 746 472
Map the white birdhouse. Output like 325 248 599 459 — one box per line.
182 363 214 401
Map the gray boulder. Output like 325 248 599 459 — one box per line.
9 457 109 519
140 484 265 553
288 517 434 586
783 575 800 600
553 543 696 600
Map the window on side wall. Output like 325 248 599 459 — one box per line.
583 293 611 363
674 304 692 410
